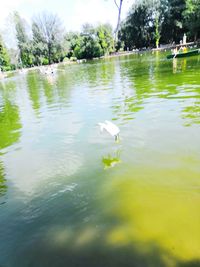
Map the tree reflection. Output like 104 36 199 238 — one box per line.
112 53 200 128
26 71 41 112
0 161 6 197
0 100 21 150
182 101 200 126
80 59 115 88
111 55 151 122
0 99 22 197
42 76 55 105
112 96 143 122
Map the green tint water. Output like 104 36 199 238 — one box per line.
0 52 200 267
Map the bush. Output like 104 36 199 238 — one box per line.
42 58 49 65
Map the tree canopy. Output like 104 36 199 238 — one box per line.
118 0 200 49
0 35 11 71
32 13 65 64
66 24 114 59
0 2 200 71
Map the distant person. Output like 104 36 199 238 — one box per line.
178 46 187 53
183 33 187 45
172 47 178 55
183 46 187 53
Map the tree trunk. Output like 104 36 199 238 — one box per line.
48 43 51 64
114 0 123 43
194 33 197 42
155 15 160 48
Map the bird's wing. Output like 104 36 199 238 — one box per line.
105 120 120 134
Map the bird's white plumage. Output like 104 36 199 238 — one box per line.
98 120 120 138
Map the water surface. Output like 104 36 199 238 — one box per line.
0 52 200 267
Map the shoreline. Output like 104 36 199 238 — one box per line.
1 42 199 78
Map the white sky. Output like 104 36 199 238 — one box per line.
0 0 133 32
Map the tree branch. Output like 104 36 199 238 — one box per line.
114 0 119 10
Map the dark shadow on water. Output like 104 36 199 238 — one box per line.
179 260 200 267
12 226 200 267
0 166 199 267
14 237 176 267
178 260 200 267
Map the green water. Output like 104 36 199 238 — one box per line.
0 52 200 267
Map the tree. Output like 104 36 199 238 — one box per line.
114 0 124 41
0 35 11 71
96 24 114 54
183 0 200 40
144 0 167 48
32 22 48 65
160 0 186 43
14 12 32 67
118 2 155 49
73 34 103 59
65 24 114 59
118 0 190 48
32 13 65 64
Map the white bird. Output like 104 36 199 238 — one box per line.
98 120 120 141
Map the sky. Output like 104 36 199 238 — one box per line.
0 0 133 33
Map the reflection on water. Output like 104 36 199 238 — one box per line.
172 58 187 73
0 100 21 151
0 52 200 267
0 161 6 197
182 102 200 126
102 149 121 169
0 82 22 199
26 71 41 112
173 58 177 73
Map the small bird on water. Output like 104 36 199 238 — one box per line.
98 120 120 141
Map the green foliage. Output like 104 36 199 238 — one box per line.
74 35 103 59
42 58 49 65
119 3 155 49
183 0 200 40
97 24 114 54
14 12 32 67
118 0 200 49
1 14 113 70
14 12 28 45
12 12 66 68
0 101 21 150
32 21 49 65
160 0 186 43
32 13 65 64
66 24 114 60
0 161 7 197
1 3 199 72
0 36 11 71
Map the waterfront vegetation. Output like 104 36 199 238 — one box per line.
0 0 200 71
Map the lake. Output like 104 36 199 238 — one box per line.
0 52 200 267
